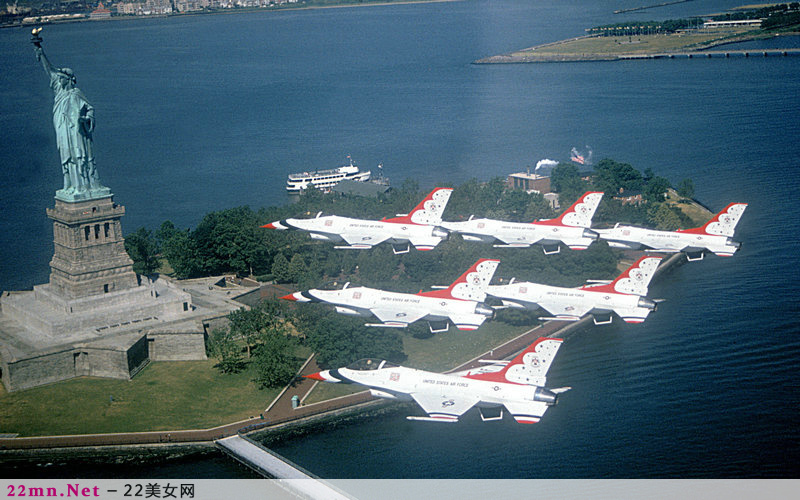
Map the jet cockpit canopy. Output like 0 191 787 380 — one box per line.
346 359 398 371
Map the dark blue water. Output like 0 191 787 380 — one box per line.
2 0 799 478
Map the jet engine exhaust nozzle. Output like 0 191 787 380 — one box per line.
638 297 657 311
432 226 450 240
474 303 495 318
583 228 600 240
533 387 558 406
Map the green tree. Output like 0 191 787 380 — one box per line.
494 307 542 326
643 168 655 184
155 220 180 249
521 194 554 222
159 221 201 279
677 178 695 199
447 178 505 219
648 203 683 230
593 198 650 227
125 227 160 276
303 311 405 369
192 206 269 277
593 158 643 195
228 301 285 358
271 253 291 283
644 176 671 203
288 254 309 283
251 333 298 389
206 327 246 374
550 163 588 206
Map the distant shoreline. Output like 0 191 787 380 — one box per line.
1 0 458 30
475 31 800 64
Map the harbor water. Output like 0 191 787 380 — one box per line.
1 0 799 478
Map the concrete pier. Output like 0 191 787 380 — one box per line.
216 435 352 499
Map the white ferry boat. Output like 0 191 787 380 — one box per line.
286 156 371 193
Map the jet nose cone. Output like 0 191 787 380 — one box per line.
280 293 298 301
261 220 288 230
304 370 338 382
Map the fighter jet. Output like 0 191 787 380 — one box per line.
487 256 662 325
306 336 568 423
441 191 604 254
282 259 499 333
262 187 453 254
595 203 747 261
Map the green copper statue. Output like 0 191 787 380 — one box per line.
32 28 110 201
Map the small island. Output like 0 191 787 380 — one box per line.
476 3 800 63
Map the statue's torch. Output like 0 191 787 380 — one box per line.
31 27 43 47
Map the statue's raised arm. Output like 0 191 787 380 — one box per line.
32 29 55 76
31 28 108 201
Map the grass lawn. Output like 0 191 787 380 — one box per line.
302 381 364 405
0 361 281 437
401 321 532 372
664 189 714 226
514 27 759 58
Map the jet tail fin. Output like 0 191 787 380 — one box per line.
537 191 603 228
384 187 453 225
678 202 747 237
466 337 563 386
581 256 662 296
418 259 500 302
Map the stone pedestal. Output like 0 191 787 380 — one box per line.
46 196 139 300
0 193 212 392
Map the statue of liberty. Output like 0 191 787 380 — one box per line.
32 29 109 200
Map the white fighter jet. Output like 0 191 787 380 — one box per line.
262 187 453 254
487 256 662 325
595 203 747 261
440 191 604 254
282 259 499 333
306 336 568 423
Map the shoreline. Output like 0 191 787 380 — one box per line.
0 0 458 30
475 29 800 64
0 251 686 461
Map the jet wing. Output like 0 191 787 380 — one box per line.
458 232 500 244
339 232 392 248
503 401 550 424
537 300 592 320
448 312 490 331
610 307 653 324
408 236 445 251
370 307 428 327
410 392 480 422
